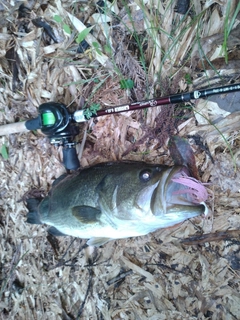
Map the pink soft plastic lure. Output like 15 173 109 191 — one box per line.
172 173 208 204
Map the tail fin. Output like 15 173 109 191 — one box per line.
26 198 43 224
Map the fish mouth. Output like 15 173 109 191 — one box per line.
151 166 208 219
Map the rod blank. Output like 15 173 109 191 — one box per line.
94 82 240 118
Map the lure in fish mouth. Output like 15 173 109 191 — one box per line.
150 165 208 217
26 162 208 246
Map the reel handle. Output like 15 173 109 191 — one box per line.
63 146 80 170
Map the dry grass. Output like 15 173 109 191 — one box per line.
0 0 240 319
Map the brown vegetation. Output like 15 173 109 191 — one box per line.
0 1 240 319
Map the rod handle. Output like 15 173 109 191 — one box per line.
0 122 29 136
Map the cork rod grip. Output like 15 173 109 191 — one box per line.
0 122 29 136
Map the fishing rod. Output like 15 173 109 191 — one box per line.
1 82 240 169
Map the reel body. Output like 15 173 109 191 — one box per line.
26 102 80 170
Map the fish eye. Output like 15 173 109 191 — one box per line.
139 169 152 182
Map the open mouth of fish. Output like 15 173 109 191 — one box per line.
149 166 208 219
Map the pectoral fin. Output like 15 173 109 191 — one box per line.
72 206 101 224
87 237 112 247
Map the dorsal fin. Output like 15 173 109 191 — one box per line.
52 173 68 188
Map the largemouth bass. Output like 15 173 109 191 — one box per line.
26 162 208 246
